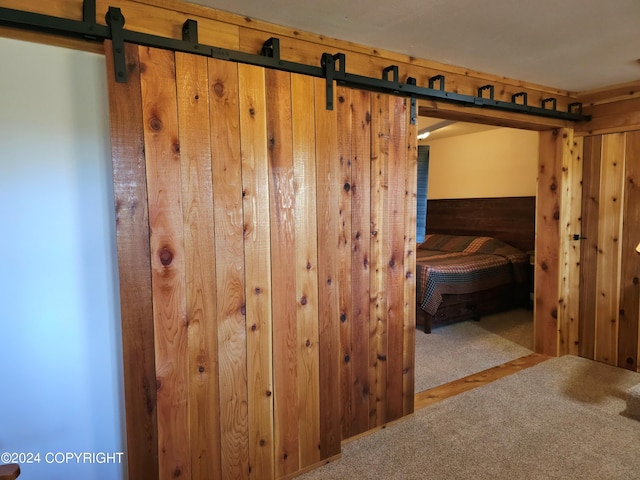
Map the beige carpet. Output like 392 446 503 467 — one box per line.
415 309 533 392
300 355 640 480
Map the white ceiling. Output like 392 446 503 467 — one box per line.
185 0 640 93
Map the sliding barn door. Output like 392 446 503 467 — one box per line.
579 131 640 371
106 42 416 480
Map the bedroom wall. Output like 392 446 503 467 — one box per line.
425 127 539 199
0 37 125 480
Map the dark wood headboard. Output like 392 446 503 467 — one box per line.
425 196 535 253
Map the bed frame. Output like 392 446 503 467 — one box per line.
417 196 535 333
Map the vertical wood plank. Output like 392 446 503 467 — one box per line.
175 52 222 480
291 73 321 468
535 129 562 356
238 63 275 480
105 41 159 480
594 133 625 365
139 45 190 480
619 131 640 370
349 89 372 436
385 96 407 422
208 57 249 480
314 77 342 459
336 87 354 439
265 68 300 478
558 130 582 356
579 135 602 360
403 103 417 416
369 93 389 426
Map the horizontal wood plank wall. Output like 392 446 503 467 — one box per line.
579 131 640 371
425 197 536 253
107 44 415 479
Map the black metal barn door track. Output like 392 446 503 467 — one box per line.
0 0 590 124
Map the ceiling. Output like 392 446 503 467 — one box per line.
184 0 640 93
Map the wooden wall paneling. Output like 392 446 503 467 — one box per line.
265 68 299 478
175 52 222 480
619 131 640 370
425 197 536 253
369 93 389 426
403 103 418 416
577 97 640 137
105 41 159 480
291 73 321 468
535 129 563 356
594 133 625 365
385 96 407 422
336 87 355 440
578 135 602 359
208 57 249 479
349 89 373 436
238 63 275 479
314 77 342 459
558 131 583 356
139 46 190 480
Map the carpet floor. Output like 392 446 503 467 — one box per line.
299 355 640 480
415 308 533 392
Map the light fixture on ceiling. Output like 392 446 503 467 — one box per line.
417 119 456 141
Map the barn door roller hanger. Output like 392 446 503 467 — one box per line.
0 1 590 123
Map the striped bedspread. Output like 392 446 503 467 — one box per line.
417 234 529 315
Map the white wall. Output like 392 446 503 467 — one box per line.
0 37 125 480
425 126 538 199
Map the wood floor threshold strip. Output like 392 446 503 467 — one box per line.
414 353 551 410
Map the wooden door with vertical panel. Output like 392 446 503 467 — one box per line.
105 41 416 480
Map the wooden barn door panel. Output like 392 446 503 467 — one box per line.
106 42 416 480
578 130 640 371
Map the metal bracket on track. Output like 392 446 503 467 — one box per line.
105 7 127 83
321 52 345 110
407 77 417 125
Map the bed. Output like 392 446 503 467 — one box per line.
416 196 535 333
416 234 530 333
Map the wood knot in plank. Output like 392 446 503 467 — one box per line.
213 81 225 97
149 116 163 132
344 182 351 192
173 466 182 478
159 247 174 266
300 295 307 306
